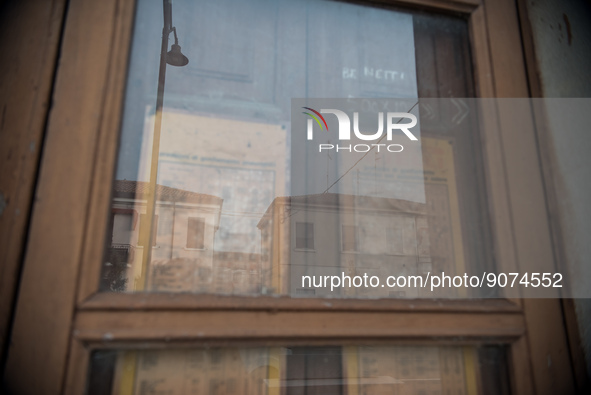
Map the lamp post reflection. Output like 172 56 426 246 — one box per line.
138 0 189 290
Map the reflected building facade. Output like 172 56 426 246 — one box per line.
104 180 267 294
103 180 223 292
104 180 471 299
258 194 432 298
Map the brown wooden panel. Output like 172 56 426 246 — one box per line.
74 310 526 342
515 0 542 98
64 339 90 395
522 299 576 394
561 298 590 392
482 0 529 98
3 0 136 393
509 337 535 395
468 14 522 304
468 6 495 97
0 0 66 359
516 0 589 391
481 0 576 393
75 0 138 303
80 292 522 313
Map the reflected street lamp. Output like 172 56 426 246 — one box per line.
138 0 188 290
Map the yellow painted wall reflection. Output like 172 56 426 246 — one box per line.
109 346 479 395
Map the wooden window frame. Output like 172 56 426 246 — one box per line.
2 0 578 394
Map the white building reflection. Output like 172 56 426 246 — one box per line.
258 194 432 298
104 182 447 298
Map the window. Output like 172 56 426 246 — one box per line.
295 222 314 250
111 213 133 245
3 0 579 393
87 345 512 395
186 217 205 249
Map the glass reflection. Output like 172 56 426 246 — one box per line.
87 346 511 395
103 0 489 298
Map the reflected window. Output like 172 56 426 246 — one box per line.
286 347 343 395
187 217 205 249
111 211 135 244
295 222 314 250
87 345 512 395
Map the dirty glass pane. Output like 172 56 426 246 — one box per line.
101 0 489 298
86 345 511 395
